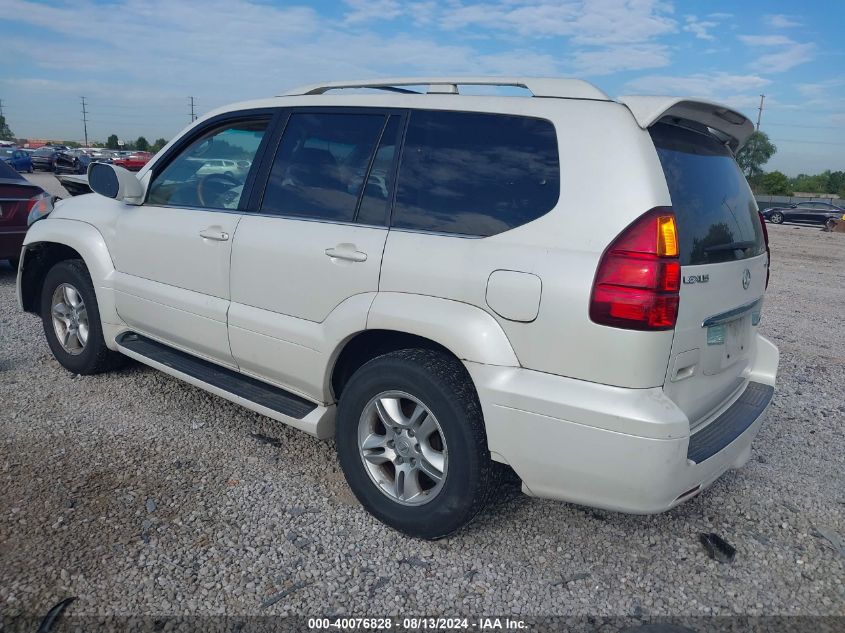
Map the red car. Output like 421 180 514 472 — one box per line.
0 161 53 268
112 151 152 171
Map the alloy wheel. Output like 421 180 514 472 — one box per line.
51 283 89 355
357 390 448 506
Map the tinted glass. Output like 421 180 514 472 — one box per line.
356 115 401 226
392 110 559 237
0 149 13 156
261 112 387 222
650 122 765 266
147 119 268 210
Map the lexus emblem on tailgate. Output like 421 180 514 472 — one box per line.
742 268 751 290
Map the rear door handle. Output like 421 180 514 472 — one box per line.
199 228 230 241
325 245 367 262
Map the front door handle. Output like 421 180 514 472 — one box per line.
199 227 230 241
325 244 367 262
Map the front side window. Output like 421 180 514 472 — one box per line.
147 118 269 210
261 112 387 222
392 110 560 237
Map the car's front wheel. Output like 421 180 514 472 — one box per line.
336 349 495 539
40 259 124 375
769 211 784 224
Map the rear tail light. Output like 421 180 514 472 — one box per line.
26 192 54 226
757 210 770 288
589 207 680 331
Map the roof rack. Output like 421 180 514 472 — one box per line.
282 77 610 101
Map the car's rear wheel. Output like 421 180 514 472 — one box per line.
335 349 495 539
824 218 837 230
40 259 124 375
769 211 784 224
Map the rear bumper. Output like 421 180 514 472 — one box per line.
0 229 26 260
466 334 778 513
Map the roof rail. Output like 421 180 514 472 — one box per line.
282 77 610 101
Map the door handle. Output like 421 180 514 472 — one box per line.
325 245 367 262
199 228 230 241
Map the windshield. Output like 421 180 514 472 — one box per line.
0 149 13 156
35 148 55 155
650 122 766 266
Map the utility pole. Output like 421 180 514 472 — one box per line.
756 94 765 131
0 99 4 118
189 96 197 122
81 96 89 146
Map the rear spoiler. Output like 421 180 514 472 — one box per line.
617 96 754 153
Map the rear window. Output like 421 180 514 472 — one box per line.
392 110 560 237
650 122 765 266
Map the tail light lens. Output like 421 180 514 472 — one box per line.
26 192 54 226
590 207 680 331
757 210 770 288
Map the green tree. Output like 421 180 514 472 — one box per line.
106 134 120 150
151 137 168 153
135 136 149 152
0 114 14 141
736 131 776 179
761 171 792 195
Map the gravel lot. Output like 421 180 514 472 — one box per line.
1 205 843 623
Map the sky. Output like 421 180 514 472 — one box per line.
1 0 843 176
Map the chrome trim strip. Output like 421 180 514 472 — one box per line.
701 298 762 328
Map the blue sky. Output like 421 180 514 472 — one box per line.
1 0 843 175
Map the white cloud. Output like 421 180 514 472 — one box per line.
572 45 671 76
683 15 718 41
343 0 404 24
739 34 816 72
764 14 801 28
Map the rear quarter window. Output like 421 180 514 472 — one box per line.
392 110 560 237
650 122 765 266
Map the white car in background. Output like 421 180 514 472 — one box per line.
17 77 778 539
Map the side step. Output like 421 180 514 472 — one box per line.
115 332 334 439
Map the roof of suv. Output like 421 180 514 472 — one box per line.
187 76 755 153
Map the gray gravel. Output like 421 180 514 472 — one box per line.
1 219 843 619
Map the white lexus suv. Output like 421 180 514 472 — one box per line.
17 78 779 539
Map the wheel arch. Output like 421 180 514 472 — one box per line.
329 292 520 400
18 219 119 326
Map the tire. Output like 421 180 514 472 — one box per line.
7 257 19 270
825 218 837 231
40 259 124 375
769 211 784 224
335 349 495 539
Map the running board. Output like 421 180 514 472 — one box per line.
115 332 334 439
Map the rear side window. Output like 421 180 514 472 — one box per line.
261 112 387 222
650 122 765 266
392 110 560 237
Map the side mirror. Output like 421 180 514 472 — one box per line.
88 162 144 205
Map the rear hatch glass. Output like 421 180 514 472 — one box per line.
650 122 768 428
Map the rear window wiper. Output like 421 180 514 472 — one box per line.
703 240 756 253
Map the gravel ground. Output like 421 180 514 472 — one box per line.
1 217 843 622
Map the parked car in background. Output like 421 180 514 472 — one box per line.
0 147 34 173
31 147 60 171
112 151 152 171
55 150 93 175
762 201 845 228
0 160 52 268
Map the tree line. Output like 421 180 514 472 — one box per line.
736 130 844 198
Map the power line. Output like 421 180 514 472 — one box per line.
81 96 89 147
764 122 845 130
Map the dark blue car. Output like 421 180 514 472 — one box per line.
0 147 34 173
